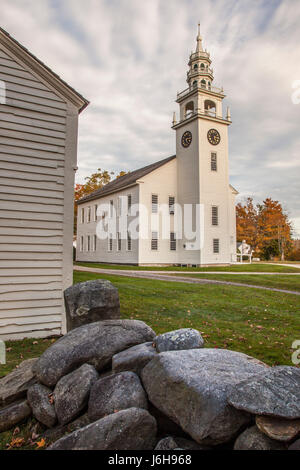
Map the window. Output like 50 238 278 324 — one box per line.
151 232 158 251
201 79 206 88
80 236 84 252
93 235 97 252
169 196 175 215
87 207 91 223
117 232 121 251
213 238 220 254
192 80 197 89
108 237 113 252
170 232 176 251
87 235 91 252
211 153 217 171
117 197 122 217
110 200 114 218
81 208 84 224
193 63 198 70
127 232 132 251
212 206 219 226
94 205 98 221
128 194 132 214
200 63 205 70
152 194 158 213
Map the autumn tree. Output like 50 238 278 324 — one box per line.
236 197 292 261
74 168 126 233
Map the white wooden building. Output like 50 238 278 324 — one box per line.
0 28 88 340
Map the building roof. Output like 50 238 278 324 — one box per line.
77 155 176 205
0 27 89 112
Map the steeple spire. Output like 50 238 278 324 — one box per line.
196 22 203 52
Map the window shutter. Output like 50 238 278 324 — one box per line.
152 194 158 213
212 206 219 226
151 231 158 250
170 232 176 251
81 208 84 224
128 194 132 214
211 153 217 171
169 196 175 215
127 232 132 251
117 232 122 251
213 238 220 254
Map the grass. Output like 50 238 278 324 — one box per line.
170 274 300 293
74 271 300 366
0 338 57 378
75 261 300 273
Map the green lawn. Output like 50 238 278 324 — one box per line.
171 274 300 293
75 262 300 273
74 271 300 366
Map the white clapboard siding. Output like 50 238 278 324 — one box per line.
0 37 80 340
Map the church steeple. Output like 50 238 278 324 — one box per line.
196 23 203 52
187 24 214 90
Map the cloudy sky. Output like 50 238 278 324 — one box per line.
1 0 300 236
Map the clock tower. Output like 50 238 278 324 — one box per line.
172 25 235 265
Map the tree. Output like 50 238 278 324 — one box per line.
236 198 292 261
74 168 127 234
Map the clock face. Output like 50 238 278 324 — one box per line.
181 131 192 148
207 129 221 146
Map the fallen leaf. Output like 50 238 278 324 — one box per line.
36 438 46 449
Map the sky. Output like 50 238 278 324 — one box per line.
1 0 300 237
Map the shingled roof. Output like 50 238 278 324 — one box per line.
77 155 176 205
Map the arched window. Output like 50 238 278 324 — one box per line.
192 80 197 89
204 99 216 116
201 79 206 88
185 101 194 118
200 63 205 70
193 64 198 70
207 81 211 90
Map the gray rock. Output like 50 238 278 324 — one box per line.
155 436 210 450
43 413 91 445
0 358 37 406
64 279 120 331
0 400 31 432
228 366 300 419
54 364 99 425
112 342 157 375
148 403 188 438
289 438 300 450
256 415 300 442
234 426 286 450
34 319 156 387
27 383 56 428
88 371 148 422
48 408 157 450
154 328 204 353
141 348 267 445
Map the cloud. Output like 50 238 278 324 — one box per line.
1 0 299 237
